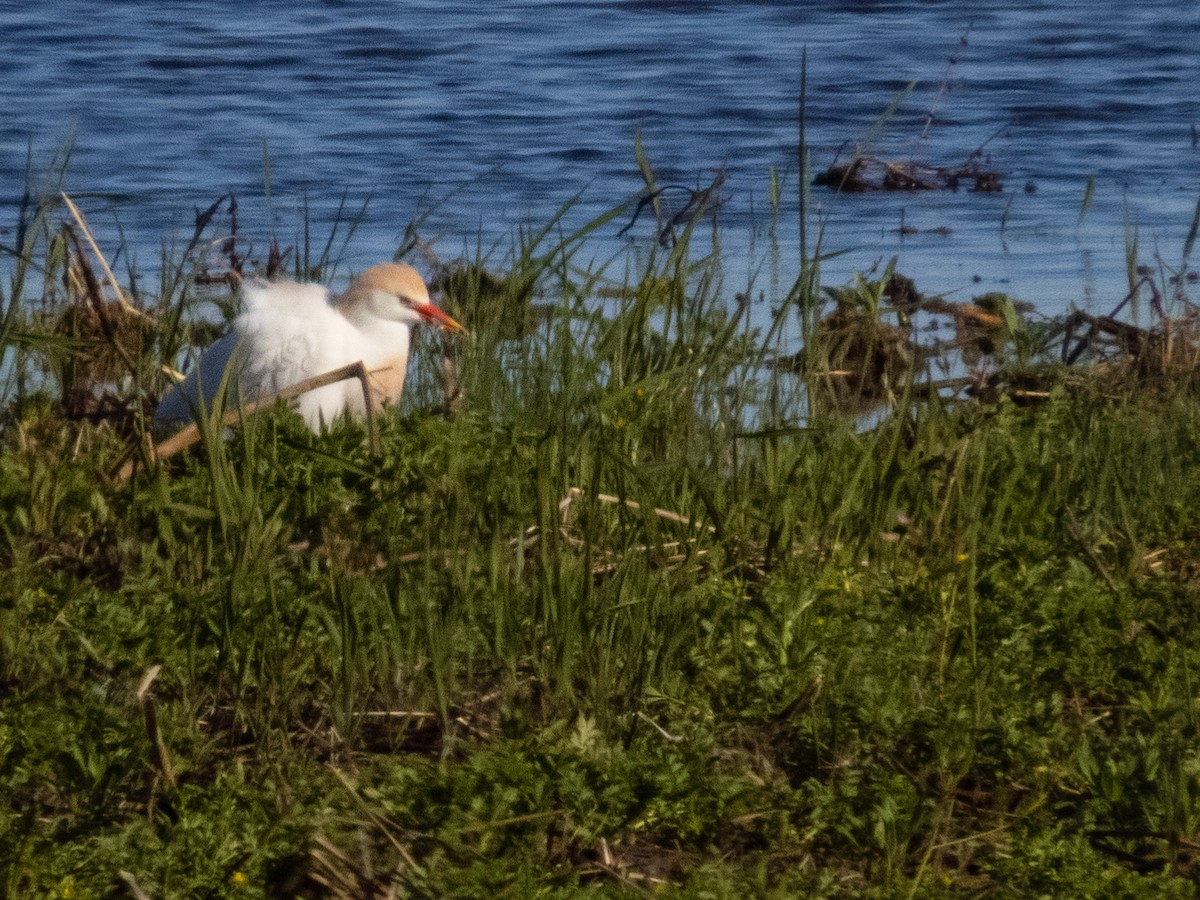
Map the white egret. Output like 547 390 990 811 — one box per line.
155 262 465 432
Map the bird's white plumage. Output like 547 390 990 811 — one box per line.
155 264 461 432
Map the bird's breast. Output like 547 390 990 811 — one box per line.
365 352 410 407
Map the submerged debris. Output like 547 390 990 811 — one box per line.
771 266 922 414
814 153 1002 193
772 256 1200 417
811 304 916 413
1063 308 1200 375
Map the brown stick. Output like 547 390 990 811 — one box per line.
136 665 175 789
116 361 382 482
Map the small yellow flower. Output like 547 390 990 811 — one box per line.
815 616 826 626
62 887 76 900
956 553 969 563
232 871 249 887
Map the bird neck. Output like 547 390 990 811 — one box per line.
333 298 411 357
332 282 368 311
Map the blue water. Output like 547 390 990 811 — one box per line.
3 1 1198 317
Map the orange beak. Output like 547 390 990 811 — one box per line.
418 303 467 335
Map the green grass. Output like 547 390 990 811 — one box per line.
2 178 1200 898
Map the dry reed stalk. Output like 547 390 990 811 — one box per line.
117 871 153 900
327 766 420 873
160 363 186 383
136 665 175 789
59 192 148 320
558 485 715 532
63 226 141 380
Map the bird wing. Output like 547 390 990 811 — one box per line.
156 280 355 431
235 280 366 428
236 280 342 393
153 332 243 430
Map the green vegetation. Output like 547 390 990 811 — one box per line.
3 172 1200 899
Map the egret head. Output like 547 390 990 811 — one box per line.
345 263 466 334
